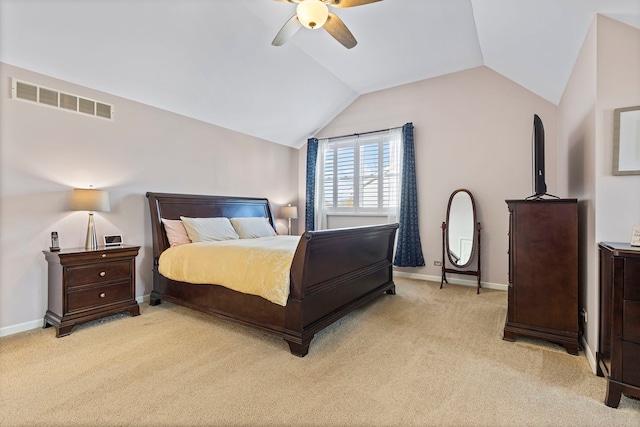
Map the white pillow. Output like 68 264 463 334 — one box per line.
179 217 239 242
230 217 276 239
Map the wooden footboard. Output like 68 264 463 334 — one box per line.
146 192 398 356
285 224 398 354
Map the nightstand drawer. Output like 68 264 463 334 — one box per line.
622 341 640 386
67 281 132 312
623 258 640 301
623 300 640 343
66 261 131 287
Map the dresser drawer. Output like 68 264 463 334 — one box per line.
67 281 132 312
623 257 640 301
66 261 131 287
622 341 640 386
623 300 640 343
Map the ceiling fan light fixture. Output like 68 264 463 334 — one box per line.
297 0 329 29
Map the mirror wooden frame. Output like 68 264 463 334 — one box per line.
440 188 482 294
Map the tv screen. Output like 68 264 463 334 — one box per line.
532 114 547 197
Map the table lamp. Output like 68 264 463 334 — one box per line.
281 204 298 236
70 187 110 249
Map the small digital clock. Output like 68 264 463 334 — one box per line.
103 234 123 247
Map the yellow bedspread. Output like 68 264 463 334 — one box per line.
158 236 300 306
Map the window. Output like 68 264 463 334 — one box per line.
319 130 401 215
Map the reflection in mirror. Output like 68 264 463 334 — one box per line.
447 190 476 267
441 189 482 294
447 191 475 267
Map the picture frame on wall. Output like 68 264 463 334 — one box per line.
613 105 640 176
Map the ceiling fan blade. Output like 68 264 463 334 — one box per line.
324 0 382 8
323 12 357 49
272 15 303 46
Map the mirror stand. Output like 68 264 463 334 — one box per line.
440 221 482 294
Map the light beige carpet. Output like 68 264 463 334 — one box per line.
1 278 639 426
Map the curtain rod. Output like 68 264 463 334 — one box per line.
322 125 403 141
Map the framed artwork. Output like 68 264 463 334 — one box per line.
613 105 640 175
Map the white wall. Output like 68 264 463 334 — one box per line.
558 16 598 366
327 215 388 229
559 15 639 371
593 15 640 366
306 66 558 287
0 63 299 333
595 16 640 243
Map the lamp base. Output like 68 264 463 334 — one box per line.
85 212 98 250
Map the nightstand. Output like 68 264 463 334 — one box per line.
43 245 141 337
597 242 640 407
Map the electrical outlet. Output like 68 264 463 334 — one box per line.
434 261 442 266
581 308 588 323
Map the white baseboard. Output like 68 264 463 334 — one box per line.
0 295 148 338
0 319 44 337
582 335 597 374
394 271 508 291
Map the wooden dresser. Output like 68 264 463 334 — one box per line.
597 242 640 407
503 199 579 355
43 245 140 337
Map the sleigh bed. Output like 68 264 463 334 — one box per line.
146 192 398 356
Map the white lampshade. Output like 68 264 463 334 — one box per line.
282 205 298 219
70 188 110 212
297 0 329 29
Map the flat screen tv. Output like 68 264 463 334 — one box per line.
531 114 547 197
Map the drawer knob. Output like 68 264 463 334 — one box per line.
99 293 106 298
99 271 106 277
101 254 107 258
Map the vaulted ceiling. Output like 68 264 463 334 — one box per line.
1 0 639 148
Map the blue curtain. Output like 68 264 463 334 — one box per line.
305 138 319 231
394 123 425 267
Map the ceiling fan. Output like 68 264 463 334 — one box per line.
271 0 382 49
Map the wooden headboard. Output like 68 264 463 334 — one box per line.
146 192 276 259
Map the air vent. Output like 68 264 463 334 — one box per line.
39 87 58 107
16 81 37 102
78 98 95 115
96 102 111 119
59 93 77 111
11 78 114 121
